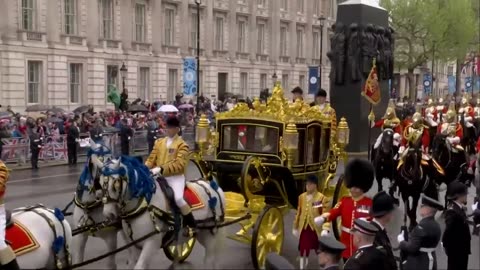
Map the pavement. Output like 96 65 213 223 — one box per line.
5 160 480 269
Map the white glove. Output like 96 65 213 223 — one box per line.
292 229 299 237
321 230 329 237
397 231 405 243
393 133 401 140
447 137 460 144
75 138 79 142
150 167 161 175
472 202 478 212
128 136 131 140
398 146 405 154
314 216 326 226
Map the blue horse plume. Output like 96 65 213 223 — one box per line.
78 143 112 192
102 155 156 203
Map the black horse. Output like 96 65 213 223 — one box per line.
395 140 441 231
371 129 399 202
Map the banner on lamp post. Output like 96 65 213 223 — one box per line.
308 66 319 95
183 57 197 96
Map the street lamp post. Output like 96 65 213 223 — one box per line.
318 16 326 93
119 62 128 112
195 0 201 114
120 62 127 91
272 72 278 87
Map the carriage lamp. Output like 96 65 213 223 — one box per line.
337 117 350 148
284 120 299 168
195 114 210 153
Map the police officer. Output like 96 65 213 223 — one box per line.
370 191 397 270
119 118 133 155
28 127 42 169
442 181 470 270
265 253 294 270
89 119 104 143
146 117 159 154
344 219 390 270
398 194 443 270
317 236 346 270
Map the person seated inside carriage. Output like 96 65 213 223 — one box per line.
369 100 402 156
399 111 430 159
437 103 464 152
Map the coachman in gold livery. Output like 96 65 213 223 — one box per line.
0 161 20 270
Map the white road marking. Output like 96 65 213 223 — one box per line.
9 172 81 183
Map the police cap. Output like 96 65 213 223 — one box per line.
265 253 295 270
446 181 468 200
317 236 346 255
370 191 396 217
351 218 378 236
420 194 444 211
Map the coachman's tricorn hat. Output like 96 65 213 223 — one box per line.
316 89 327 97
291 87 304 95
370 191 396 217
344 159 374 193
306 175 319 185
166 117 180 128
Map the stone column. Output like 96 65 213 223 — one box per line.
288 5 297 64
86 0 99 47
329 0 389 152
46 0 60 44
270 0 279 63
205 0 214 58
180 0 190 55
228 1 238 59
305 1 314 62
151 0 163 54
0 0 17 41
120 0 132 50
249 2 257 60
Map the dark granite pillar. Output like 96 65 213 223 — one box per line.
330 2 390 153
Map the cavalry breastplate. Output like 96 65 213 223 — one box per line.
406 126 423 144
384 118 400 129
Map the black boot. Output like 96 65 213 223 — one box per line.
2 259 20 270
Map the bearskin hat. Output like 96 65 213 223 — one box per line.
344 159 374 193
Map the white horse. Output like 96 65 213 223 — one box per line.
71 139 135 269
11 205 72 269
100 156 226 269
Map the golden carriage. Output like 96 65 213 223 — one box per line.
172 82 350 269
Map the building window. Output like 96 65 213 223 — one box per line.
107 65 118 88
69 64 82 103
100 0 114 39
296 28 304 58
281 0 287 10
447 66 454 76
260 73 267 90
299 75 306 90
282 74 289 90
190 12 198 47
21 0 35 31
313 30 320 59
215 17 224 50
135 3 146 42
139 67 150 100
297 0 304 13
165 8 175 46
27 61 41 104
237 20 247 53
168 69 178 101
64 0 76 34
257 0 266 7
280 26 288 56
240 72 248 95
257 23 265 54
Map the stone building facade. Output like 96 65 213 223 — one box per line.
0 0 336 111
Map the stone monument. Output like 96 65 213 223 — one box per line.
329 0 393 152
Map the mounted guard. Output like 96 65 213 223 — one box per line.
399 109 430 158
437 102 464 152
458 93 476 154
370 100 402 157
424 98 438 127
436 97 448 123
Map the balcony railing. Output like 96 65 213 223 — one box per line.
279 56 290 63
61 34 86 46
256 54 269 62
236 52 250 60
132 42 152 52
100 39 122 49
18 30 46 42
213 50 228 58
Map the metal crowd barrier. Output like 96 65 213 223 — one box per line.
0 127 195 165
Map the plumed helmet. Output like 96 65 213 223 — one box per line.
412 112 423 126
383 99 397 119
446 101 456 122
344 159 374 193
438 97 444 104
427 98 434 106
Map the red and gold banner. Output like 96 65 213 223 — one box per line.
362 61 381 105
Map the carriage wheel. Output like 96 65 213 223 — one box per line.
163 236 196 263
251 206 284 270
331 175 348 240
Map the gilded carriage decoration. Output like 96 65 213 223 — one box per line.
188 82 350 269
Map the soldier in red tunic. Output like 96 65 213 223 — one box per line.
399 112 430 155
0 160 19 270
314 159 374 260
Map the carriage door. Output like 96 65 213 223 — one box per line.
306 125 321 165
218 73 228 101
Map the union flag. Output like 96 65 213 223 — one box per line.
362 60 381 105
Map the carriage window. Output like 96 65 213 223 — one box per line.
306 125 321 164
221 125 279 154
320 127 331 162
295 129 306 165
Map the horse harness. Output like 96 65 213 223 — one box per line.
12 204 71 269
